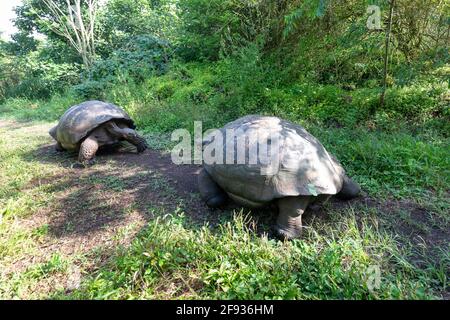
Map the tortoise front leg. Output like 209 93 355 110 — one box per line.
275 196 310 240
77 136 99 167
105 122 148 153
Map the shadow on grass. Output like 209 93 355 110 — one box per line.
23 141 281 241
24 140 448 248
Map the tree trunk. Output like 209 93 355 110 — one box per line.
40 0 98 69
380 0 395 107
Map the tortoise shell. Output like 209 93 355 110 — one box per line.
203 115 345 203
51 100 135 149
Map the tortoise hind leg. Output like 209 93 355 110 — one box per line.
336 175 360 200
77 136 99 167
275 196 310 240
198 168 228 208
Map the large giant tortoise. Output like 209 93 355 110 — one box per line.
198 115 360 239
49 100 148 166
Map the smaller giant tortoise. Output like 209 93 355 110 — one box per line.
198 115 361 239
49 100 148 166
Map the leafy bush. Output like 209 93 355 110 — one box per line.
177 0 286 61
0 51 80 101
71 80 109 101
97 0 178 53
73 35 170 98
382 81 449 123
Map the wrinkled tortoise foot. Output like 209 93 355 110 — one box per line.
72 162 85 169
73 159 96 169
136 141 148 153
273 224 302 240
205 194 228 208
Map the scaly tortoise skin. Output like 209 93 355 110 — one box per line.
49 100 148 166
198 115 360 239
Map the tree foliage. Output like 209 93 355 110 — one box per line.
0 0 448 114
37 0 99 68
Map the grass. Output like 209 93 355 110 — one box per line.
0 121 61 298
0 70 448 299
60 211 438 300
0 116 447 300
311 126 450 217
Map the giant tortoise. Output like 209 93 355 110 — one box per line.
49 100 148 166
198 115 360 239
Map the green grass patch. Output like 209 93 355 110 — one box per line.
64 212 442 300
0 94 82 122
310 127 450 201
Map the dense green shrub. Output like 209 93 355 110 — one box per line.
177 0 287 61
99 55 448 133
1 52 80 101
382 81 449 122
73 35 170 98
92 35 170 81
71 80 109 101
97 0 178 54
